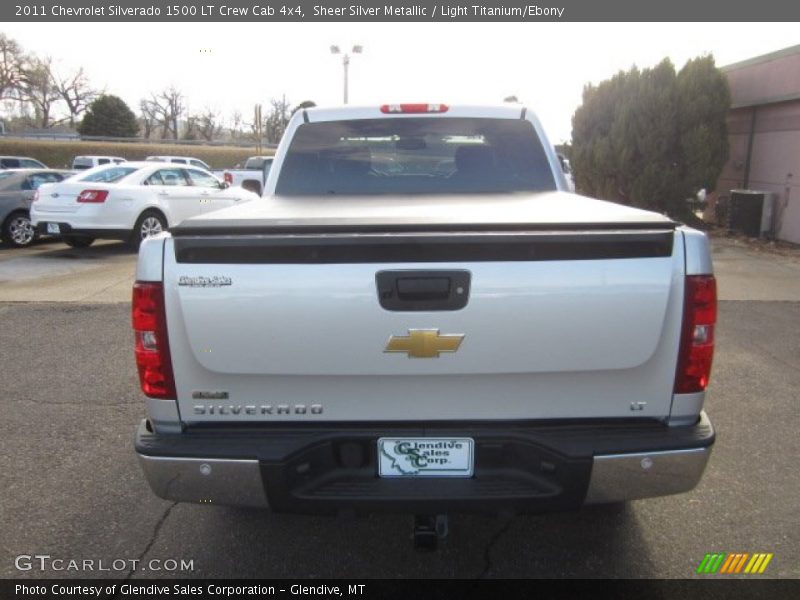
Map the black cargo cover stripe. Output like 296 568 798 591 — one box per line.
173 230 674 264
171 219 676 237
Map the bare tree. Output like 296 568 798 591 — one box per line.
54 67 97 127
19 56 63 128
195 109 223 141
228 109 243 140
264 95 291 144
141 96 169 138
0 33 26 102
139 99 157 139
183 114 199 140
143 87 185 139
161 87 184 140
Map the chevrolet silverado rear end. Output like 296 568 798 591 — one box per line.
133 105 715 519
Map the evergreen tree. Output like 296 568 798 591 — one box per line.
571 56 730 219
675 56 731 201
78 94 138 137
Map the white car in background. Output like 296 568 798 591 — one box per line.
71 155 127 170
30 162 259 248
145 155 211 170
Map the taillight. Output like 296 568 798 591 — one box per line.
132 282 176 399
77 189 108 203
380 104 449 114
224 172 232 184
674 275 717 394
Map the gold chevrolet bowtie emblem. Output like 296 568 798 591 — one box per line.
384 329 465 358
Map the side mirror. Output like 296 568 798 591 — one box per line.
220 181 230 189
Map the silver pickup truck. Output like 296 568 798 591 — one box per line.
132 104 716 541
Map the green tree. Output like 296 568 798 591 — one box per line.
78 94 138 137
675 56 731 199
571 55 729 219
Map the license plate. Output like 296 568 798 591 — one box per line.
46 223 60 234
378 437 474 477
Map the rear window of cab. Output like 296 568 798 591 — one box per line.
275 117 556 196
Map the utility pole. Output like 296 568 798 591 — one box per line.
330 45 363 104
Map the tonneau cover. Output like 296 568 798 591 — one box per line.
170 191 676 236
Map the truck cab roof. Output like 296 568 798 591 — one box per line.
302 104 528 122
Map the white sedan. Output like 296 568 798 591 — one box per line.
30 162 260 248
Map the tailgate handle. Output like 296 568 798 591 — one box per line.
397 277 450 301
376 270 471 312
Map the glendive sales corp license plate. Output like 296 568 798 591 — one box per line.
46 223 60 234
378 437 474 477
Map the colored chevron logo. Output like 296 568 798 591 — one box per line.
696 552 774 574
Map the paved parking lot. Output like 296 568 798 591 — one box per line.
0 240 134 303
1 235 798 579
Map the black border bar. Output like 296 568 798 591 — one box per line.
5 1 800 22
2 579 798 599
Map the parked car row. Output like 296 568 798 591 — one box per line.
69 155 215 171
2 148 571 248
145 155 212 170
1 159 261 249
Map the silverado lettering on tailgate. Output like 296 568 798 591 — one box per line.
193 404 324 416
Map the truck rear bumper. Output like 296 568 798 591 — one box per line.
135 412 714 514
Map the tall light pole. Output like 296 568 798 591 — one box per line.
330 45 363 104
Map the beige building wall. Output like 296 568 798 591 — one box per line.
714 45 800 244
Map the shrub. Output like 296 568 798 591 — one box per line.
78 95 139 137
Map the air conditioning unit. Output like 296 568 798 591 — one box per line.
728 190 776 237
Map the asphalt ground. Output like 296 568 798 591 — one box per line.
0 236 798 579
0 239 134 303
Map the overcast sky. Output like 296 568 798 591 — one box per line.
4 22 799 143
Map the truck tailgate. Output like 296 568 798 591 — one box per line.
162 226 685 423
